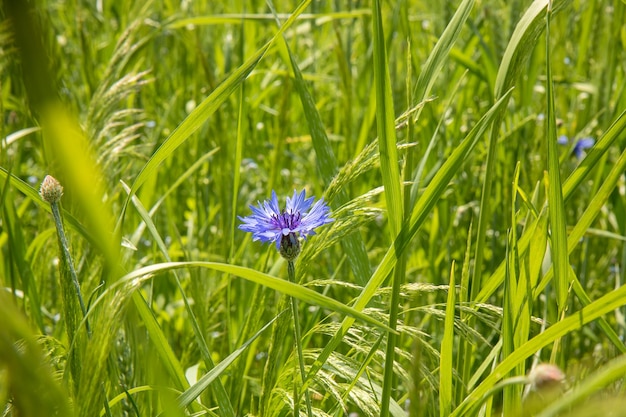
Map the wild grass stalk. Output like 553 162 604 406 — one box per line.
287 260 313 417
39 175 90 336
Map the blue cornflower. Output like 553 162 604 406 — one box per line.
557 135 595 159
239 190 333 260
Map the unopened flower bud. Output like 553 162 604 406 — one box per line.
527 363 565 392
40 175 63 204
279 232 301 261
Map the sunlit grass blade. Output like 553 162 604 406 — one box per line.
166 10 371 28
131 292 189 391
372 0 402 237
456 221 473 402
526 205 549 293
502 163 525 414
371 0 404 414
439 262 456 417
2 126 40 147
413 0 474 107
493 0 567 98
116 262 394 334
1 187 45 333
102 386 209 417
545 2 569 318
0 293 72 417
229 85 245 260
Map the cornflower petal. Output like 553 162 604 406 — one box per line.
286 189 315 214
299 198 333 236
238 189 334 254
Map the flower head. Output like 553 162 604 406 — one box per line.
557 135 595 159
239 190 333 260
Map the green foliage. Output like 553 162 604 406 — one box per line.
1 0 626 416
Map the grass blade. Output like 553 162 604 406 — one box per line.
177 315 279 408
413 0 474 107
372 0 402 238
545 1 569 317
440 262 456 417
132 292 189 391
370 0 404 414
116 261 395 334
501 163 525 414
0 293 72 417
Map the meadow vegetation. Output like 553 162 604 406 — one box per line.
1 0 626 416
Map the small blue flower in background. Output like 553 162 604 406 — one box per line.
557 135 595 159
556 135 568 145
239 190 333 260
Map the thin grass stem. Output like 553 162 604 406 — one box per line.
288 259 313 417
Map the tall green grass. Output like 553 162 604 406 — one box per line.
1 0 626 416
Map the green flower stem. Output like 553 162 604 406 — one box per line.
50 201 91 336
288 260 313 417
